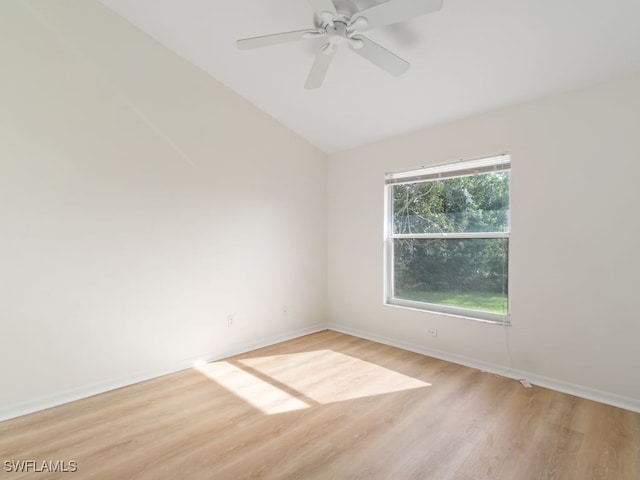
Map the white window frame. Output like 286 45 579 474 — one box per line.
384 154 511 325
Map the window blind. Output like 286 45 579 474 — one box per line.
385 154 510 185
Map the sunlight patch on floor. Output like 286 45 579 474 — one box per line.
196 349 430 414
196 361 310 414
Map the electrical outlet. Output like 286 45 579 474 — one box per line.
426 328 438 337
227 314 234 327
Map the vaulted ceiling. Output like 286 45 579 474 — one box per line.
100 0 640 153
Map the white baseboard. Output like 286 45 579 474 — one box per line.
4 322 638 422
328 323 640 414
0 324 326 423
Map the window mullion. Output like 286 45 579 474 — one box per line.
391 232 509 240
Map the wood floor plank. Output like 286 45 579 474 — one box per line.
1 330 638 479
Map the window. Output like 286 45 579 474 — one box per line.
385 154 511 324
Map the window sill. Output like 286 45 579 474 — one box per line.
385 298 511 326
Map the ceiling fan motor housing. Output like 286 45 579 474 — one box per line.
326 21 348 45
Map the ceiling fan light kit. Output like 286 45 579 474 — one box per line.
236 0 443 89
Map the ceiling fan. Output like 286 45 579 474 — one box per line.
236 0 443 89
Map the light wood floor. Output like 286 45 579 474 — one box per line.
1 330 639 479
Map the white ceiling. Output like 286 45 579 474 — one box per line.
100 0 640 153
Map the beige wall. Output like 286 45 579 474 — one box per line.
0 0 327 419
328 73 640 406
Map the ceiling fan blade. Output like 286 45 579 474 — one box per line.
236 29 317 50
307 0 337 16
305 44 336 89
349 35 409 76
354 0 443 29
